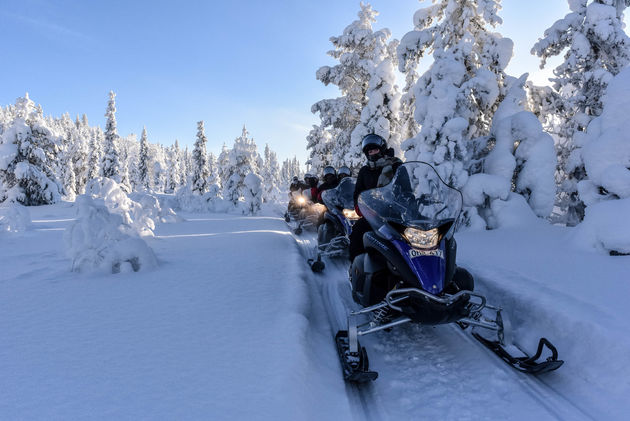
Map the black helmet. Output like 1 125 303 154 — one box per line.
322 166 336 177
338 166 351 178
361 134 386 161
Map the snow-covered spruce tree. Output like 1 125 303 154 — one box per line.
223 126 260 206
464 74 557 229
191 121 210 195
72 115 91 195
311 3 394 171
0 94 62 205
348 33 401 169
137 127 152 191
305 124 335 175
117 134 134 193
532 0 630 225
57 113 78 199
207 152 220 187
166 140 182 193
261 144 281 203
101 91 121 182
243 172 263 214
217 143 230 189
87 127 104 182
397 0 513 192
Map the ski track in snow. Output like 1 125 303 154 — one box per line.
290 219 605 421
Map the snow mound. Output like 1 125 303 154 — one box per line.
571 197 630 254
86 177 156 237
0 202 31 233
64 195 158 273
174 183 230 213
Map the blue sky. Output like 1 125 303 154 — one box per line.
0 0 575 164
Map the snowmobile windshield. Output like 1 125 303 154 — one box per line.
321 177 356 210
358 162 463 232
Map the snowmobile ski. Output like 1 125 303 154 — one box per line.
308 255 325 273
472 332 564 374
335 330 378 382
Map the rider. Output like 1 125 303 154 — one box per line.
303 173 319 202
349 134 402 262
287 175 305 214
316 165 339 204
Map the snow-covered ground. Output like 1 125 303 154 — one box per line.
1 202 628 420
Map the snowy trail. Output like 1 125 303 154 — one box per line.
292 227 595 420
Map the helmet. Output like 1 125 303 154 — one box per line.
304 173 313 181
361 134 387 162
322 166 336 177
322 166 337 183
338 166 351 178
292 175 299 182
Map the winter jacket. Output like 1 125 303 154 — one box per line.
353 156 403 214
316 180 339 204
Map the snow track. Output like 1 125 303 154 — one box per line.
291 227 596 420
293 230 387 421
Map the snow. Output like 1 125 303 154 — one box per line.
2 201 630 419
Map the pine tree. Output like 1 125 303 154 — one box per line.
223 126 260 205
101 91 121 181
191 121 210 195
138 126 152 191
310 3 391 169
261 144 281 203
86 127 103 182
217 143 231 189
532 0 630 225
0 94 62 205
166 140 182 193
397 0 513 190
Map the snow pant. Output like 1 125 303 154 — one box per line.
349 217 372 262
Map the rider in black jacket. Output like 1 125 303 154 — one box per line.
349 134 402 261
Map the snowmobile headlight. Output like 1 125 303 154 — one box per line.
296 196 306 205
343 209 360 220
404 227 440 250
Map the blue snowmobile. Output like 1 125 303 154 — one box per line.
309 177 359 272
336 161 563 382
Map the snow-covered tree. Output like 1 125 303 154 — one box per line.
305 125 335 174
397 0 513 190
463 75 557 229
137 127 152 191
243 172 263 214
166 140 183 193
532 0 630 224
87 127 104 182
577 67 630 208
217 143 231 189
310 3 394 170
207 151 220 187
101 91 121 181
223 126 260 205
191 121 210 195
0 94 62 205
348 31 401 169
261 144 281 203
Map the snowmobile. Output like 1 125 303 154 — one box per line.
336 161 564 382
308 177 359 273
284 191 320 235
